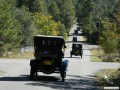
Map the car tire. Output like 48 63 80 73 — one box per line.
70 51 72 57
30 67 36 79
61 71 66 82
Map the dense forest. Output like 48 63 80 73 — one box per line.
76 0 120 54
0 0 120 56
0 0 75 56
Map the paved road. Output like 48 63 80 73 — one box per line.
0 24 120 90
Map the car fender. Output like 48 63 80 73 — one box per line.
30 59 36 67
61 60 69 71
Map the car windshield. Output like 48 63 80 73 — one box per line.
34 36 65 52
72 44 82 50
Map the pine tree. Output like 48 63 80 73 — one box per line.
17 0 48 13
49 1 60 21
0 0 21 55
113 0 120 53
15 6 35 46
56 0 76 32
76 0 94 42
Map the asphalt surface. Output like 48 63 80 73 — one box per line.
0 24 120 90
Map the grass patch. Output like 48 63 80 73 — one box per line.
83 36 87 41
90 48 120 62
101 53 120 62
96 68 120 87
91 56 102 62
90 48 104 62
0 71 5 75
96 69 117 79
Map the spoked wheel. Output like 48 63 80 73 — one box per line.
35 72 38 76
62 76 64 82
81 50 83 59
81 53 83 59
81 54 82 59
30 67 36 79
70 51 72 57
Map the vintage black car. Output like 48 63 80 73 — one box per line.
72 37 77 42
74 30 78 34
30 35 68 82
70 44 83 58
77 27 80 31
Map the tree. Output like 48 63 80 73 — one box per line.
17 0 48 13
57 22 67 38
0 0 21 55
15 6 35 46
56 0 76 32
76 0 94 42
34 13 60 36
48 1 60 21
76 0 85 25
113 0 120 53
34 12 68 37
99 20 118 53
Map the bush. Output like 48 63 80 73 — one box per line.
90 48 104 62
101 53 120 62
96 68 120 86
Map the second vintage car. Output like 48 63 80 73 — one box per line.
70 43 83 58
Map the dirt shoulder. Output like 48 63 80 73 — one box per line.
0 71 5 75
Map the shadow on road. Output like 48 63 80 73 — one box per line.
68 33 86 36
26 75 99 90
66 41 88 44
64 56 81 59
84 55 99 57
0 74 99 90
0 75 30 81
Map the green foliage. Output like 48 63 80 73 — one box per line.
17 0 75 36
58 23 67 38
90 48 104 62
56 0 76 31
17 0 48 13
76 0 120 52
1 0 75 56
99 0 120 54
113 0 120 52
102 53 120 62
1 0 120 58
34 13 60 36
0 0 21 55
0 0 72 56
48 1 60 21
76 0 95 42
99 20 118 53
91 48 120 62
15 6 35 46
96 69 120 86
76 0 94 25
112 0 120 13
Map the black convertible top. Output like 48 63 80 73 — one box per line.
72 43 82 50
34 35 65 52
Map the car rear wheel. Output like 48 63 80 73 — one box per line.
61 70 66 82
70 51 72 57
81 53 83 58
30 67 36 79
